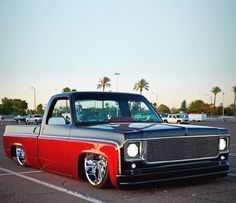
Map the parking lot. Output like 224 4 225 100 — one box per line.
0 121 236 203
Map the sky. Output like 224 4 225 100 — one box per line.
0 0 236 110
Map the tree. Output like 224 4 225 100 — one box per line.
188 100 205 113
0 97 28 115
171 107 180 114
224 104 234 116
97 76 111 91
152 102 157 109
36 104 44 115
62 87 71 92
180 100 187 113
203 103 212 116
157 104 170 113
211 86 221 115
232 86 236 117
0 98 14 114
133 79 149 95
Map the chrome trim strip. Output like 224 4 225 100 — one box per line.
3 133 38 138
39 134 68 140
145 152 229 165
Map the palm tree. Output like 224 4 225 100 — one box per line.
97 76 111 91
133 79 149 95
232 86 236 117
211 86 221 115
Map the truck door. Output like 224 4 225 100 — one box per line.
38 97 72 176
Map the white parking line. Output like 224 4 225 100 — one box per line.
229 173 236 177
0 167 105 203
0 170 42 176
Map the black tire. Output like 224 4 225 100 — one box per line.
84 154 109 188
177 120 181 124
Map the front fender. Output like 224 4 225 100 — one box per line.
68 139 120 187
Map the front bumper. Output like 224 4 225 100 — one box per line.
117 159 229 186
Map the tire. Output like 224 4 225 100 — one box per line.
35 119 38 125
177 120 181 124
84 154 109 188
16 146 27 166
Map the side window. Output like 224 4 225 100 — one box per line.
47 98 71 125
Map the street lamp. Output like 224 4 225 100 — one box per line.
31 87 36 111
114 73 120 92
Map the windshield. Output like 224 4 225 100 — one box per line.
74 95 162 124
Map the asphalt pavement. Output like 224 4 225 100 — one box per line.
0 121 236 203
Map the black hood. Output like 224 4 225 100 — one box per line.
85 123 228 140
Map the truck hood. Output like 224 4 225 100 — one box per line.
86 122 228 139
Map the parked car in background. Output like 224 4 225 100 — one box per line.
25 114 43 124
163 113 189 124
14 115 28 124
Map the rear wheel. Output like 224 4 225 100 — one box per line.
177 120 181 124
16 146 26 166
84 154 109 188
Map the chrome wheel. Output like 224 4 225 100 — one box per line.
16 146 26 166
84 154 108 188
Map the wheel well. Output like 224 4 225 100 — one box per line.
78 153 86 180
11 145 16 157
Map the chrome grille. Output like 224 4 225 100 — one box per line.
145 136 219 163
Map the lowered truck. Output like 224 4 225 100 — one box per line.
3 92 230 188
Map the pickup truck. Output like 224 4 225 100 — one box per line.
3 92 230 188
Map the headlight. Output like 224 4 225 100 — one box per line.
127 143 139 158
219 138 227 151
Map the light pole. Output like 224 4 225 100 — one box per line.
114 73 120 92
31 87 36 111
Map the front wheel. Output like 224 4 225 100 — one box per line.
84 154 109 188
